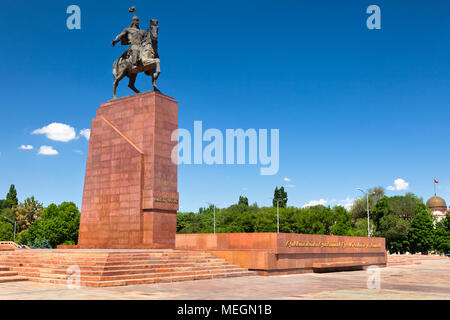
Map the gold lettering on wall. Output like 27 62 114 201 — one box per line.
155 198 179 204
285 241 381 248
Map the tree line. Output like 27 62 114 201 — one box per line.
1 184 449 254
178 186 450 255
0 185 80 248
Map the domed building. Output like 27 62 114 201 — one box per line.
426 196 448 221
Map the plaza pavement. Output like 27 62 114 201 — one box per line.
0 256 448 300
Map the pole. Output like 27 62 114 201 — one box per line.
14 221 16 242
357 188 370 238
366 194 370 237
213 205 216 234
277 201 279 233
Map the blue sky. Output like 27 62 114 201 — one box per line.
0 0 449 212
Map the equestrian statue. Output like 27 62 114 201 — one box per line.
111 6 161 99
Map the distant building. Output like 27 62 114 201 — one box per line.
426 196 448 222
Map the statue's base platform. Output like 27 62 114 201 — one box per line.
78 91 179 249
176 233 387 275
0 249 254 287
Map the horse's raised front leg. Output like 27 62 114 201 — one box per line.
128 74 140 94
113 71 126 99
153 59 160 81
152 59 161 93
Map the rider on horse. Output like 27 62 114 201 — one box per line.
111 8 145 67
111 7 161 99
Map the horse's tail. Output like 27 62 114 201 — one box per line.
112 59 119 79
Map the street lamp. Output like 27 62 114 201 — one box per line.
269 197 287 233
203 201 216 234
356 188 375 237
1 217 26 243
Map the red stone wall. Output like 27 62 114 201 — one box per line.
78 92 178 249
176 233 387 274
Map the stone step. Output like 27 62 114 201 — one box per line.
0 253 221 260
13 266 249 281
0 276 28 283
0 251 209 257
9 263 240 276
0 271 19 277
5 261 231 273
0 253 215 260
0 256 225 264
8 265 244 279
0 258 228 269
26 270 255 287
0 266 28 283
0 249 254 287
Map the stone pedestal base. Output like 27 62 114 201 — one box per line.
78 91 179 249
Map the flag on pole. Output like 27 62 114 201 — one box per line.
434 179 439 196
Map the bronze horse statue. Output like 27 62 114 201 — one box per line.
111 8 161 99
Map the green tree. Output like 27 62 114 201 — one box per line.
330 206 353 236
352 218 376 237
293 205 334 235
0 208 15 241
17 202 80 248
238 196 249 207
0 221 13 241
28 238 51 249
0 184 18 210
350 186 384 220
372 196 390 229
386 193 424 222
177 212 197 233
371 193 427 253
408 209 435 254
14 196 44 232
434 214 450 254
376 214 410 253
273 186 287 208
6 184 18 207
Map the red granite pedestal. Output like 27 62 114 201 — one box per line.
77 91 179 249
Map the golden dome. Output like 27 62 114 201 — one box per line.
426 196 447 211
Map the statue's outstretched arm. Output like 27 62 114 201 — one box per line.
111 30 127 47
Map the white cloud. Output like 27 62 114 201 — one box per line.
38 145 59 155
387 178 409 191
302 197 354 210
337 197 354 210
285 184 296 188
19 145 33 150
283 177 291 182
32 123 77 142
80 128 91 141
302 199 327 208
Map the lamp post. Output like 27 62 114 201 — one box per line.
269 197 287 233
1 217 26 243
356 188 374 237
204 201 216 234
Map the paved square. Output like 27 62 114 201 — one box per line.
0 256 448 300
